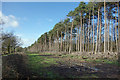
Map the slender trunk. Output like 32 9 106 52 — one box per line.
108 21 110 52
85 28 88 52
115 3 118 52
86 27 88 52
76 28 78 51
87 26 90 52
41 40 43 52
51 39 53 51
93 6 95 52
45 36 47 51
88 12 90 52
49 36 51 51
95 8 100 53
69 20 73 53
90 10 92 52
91 26 92 52
42 41 44 51
77 27 80 51
35 43 38 52
78 18 81 51
54 36 57 52
99 16 102 52
42 40 44 52
80 15 82 52
57 31 59 52
118 2 120 52
65 25 67 52
39 42 41 52
111 19 113 52
104 0 107 52
41 42 42 52
67 32 69 52
61 31 62 51
51 38 52 51
83 19 84 52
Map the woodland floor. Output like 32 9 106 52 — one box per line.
2 52 120 80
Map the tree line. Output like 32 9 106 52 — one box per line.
28 1 120 54
1 32 23 54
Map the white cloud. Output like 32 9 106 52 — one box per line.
16 33 23 37
10 21 19 27
15 33 35 48
21 38 35 48
0 11 19 28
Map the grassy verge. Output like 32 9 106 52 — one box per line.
26 53 60 78
92 59 120 66
81 57 120 66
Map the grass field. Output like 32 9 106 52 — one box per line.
2 52 120 79
25 52 120 78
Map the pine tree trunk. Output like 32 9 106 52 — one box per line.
40 41 42 52
69 20 73 53
99 16 102 52
67 33 69 52
118 2 120 52
57 31 59 52
88 26 89 52
91 26 92 52
85 27 87 52
45 36 47 51
115 3 118 52
49 36 51 51
104 0 107 53
95 8 100 53
43 41 44 52
83 19 84 52
78 18 81 51
41 40 43 52
108 21 110 52
65 25 67 52
110 20 113 52
54 36 56 52
61 31 63 52
80 15 82 52
88 13 91 52
86 28 88 52
76 28 78 51
77 27 80 51
93 6 95 52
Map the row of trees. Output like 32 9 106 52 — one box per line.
1 32 22 54
28 1 120 53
